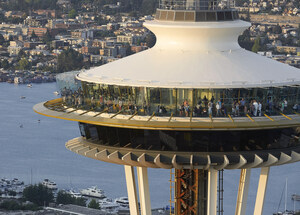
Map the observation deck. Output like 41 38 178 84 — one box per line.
155 0 238 22
33 99 300 170
34 98 300 131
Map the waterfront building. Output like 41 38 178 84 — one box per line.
34 0 300 214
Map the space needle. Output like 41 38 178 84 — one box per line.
34 0 300 214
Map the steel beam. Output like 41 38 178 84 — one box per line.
137 167 152 215
124 166 139 215
207 168 218 215
253 167 270 215
235 169 251 215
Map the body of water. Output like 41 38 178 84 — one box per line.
0 82 299 214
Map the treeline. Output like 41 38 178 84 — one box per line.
0 184 87 212
0 0 158 16
69 0 158 16
0 0 58 11
57 48 85 73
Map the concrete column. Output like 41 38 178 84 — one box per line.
235 169 251 215
137 167 152 215
124 165 139 215
207 168 218 215
254 167 270 215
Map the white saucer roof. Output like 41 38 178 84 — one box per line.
77 20 300 89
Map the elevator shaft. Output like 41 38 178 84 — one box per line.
175 169 208 215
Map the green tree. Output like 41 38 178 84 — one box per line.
245 10 250 21
31 30 38 40
297 23 300 40
17 49 26 60
42 29 53 44
74 197 87 206
1 59 9 69
272 24 282 34
0 200 21 210
235 0 247 6
251 37 261 53
140 0 157 15
56 191 74 204
124 43 133 56
94 16 107 26
17 58 31 70
22 184 53 206
56 190 86 206
68 9 78 19
57 48 84 72
238 29 254 51
88 199 100 209
0 12 6 23
0 34 5 45
145 32 156 48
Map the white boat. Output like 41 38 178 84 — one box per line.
98 198 120 211
42 179 57 190
11 178 24 186
115 197 129 208
80 186 106 199
274 179 296 215
53 91 60 95
0 178 24 187
274 212 294 215
27 84 32 88
66 189 82 198
292 194 300 201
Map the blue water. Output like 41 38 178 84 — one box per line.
0 82 299 214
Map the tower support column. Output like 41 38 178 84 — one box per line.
254 167 270 215
124 165 140 215
235 169 251 215
207 168 218 215
137 167 152 215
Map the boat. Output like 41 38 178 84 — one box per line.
98 198 120 211
66 189 82 198
53 91 60 95
114 197 129 208
274 212 295 215
80 186 106 199
27 84 32 88
11 178 24 186
20 96 26 99
0 178 24 187
42 179 57 190
274 179 296 215
292 194 300 201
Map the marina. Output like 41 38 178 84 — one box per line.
0 177 134 214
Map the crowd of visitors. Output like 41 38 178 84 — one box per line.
60 87 300 118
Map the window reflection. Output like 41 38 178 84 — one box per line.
56 75 300 117
79 122 300 152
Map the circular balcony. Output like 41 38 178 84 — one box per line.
65 136 300 170
34 98 300 131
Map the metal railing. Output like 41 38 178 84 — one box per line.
158 0 235 10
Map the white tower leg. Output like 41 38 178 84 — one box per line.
207 168 218 215
254 167 270 215
235 169 251 215
124 165 140 215
137 167 152 215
